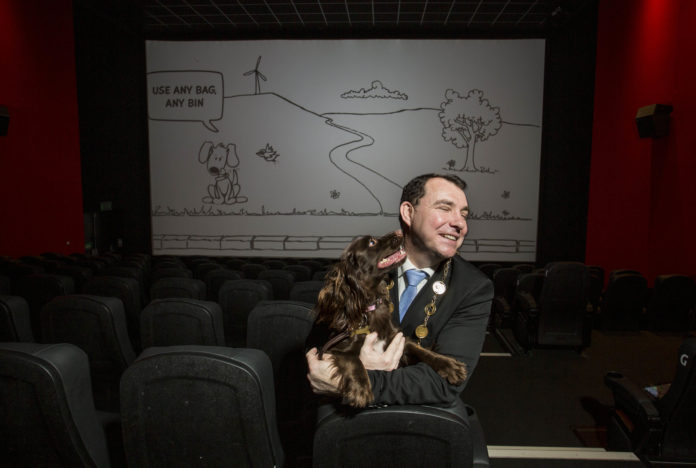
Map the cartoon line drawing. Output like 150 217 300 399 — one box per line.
439 89 502 172
243 56 267 95
256 143 279 163
198 141 248 205
341 80 408 100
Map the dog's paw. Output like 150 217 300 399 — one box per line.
437 360 468 385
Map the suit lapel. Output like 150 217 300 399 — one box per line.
389 270 400 323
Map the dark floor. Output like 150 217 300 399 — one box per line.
462 329 687 467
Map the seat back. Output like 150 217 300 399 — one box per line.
313 400 488 468
53 265 93 291
289 280 325 304
140 298 225 348
247 300 315 418
478 263 501 279
0 295 34 341
656 336 696 460
204 268 243 301
149 277 206 300
258 269 295 300
99 265 147 305
536 262 589 347
586 265 605 315
262 259 288 269
516 271 545 299
512 263 535 274
150 266 192 283
283 264 312 282
240 262 268 279
192 261 222 280
650 275 696 331
0 274 10 294
601 272 647 331
0 342 110 467
120 346 284 468
41 294 136 411
15 273 75 341
218 279 272 346
491 268 520 328
82 275 142 350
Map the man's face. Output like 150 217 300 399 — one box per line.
401 177 469 266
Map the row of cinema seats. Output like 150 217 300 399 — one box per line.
1 292 490 467
480 261 696 350
0 253 330 351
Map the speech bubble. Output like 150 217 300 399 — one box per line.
147 70 224 132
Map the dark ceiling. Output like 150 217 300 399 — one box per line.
138 0 594 37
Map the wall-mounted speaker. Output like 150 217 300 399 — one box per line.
635 104 673 138
0 106 8 136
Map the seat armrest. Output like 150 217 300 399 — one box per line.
515 292 538 318
604 372 661 424
604 371 663 454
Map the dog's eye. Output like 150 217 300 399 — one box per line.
368 237 377 247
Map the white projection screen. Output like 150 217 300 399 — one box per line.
146 39 545 261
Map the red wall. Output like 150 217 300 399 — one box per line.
0 0 84 257
586 0 696 283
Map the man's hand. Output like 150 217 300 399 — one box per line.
306 333 405 396
306 348 340 395
359 332 405 371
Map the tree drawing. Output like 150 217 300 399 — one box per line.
243 56 267 94
439 89 502 171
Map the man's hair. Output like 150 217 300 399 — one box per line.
399 173 468 231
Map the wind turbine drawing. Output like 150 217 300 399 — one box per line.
243 56 267 94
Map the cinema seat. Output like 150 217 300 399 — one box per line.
605 336 696 463
218 279 272 346
82 275 142 351
0 295 34 342
41 294 136 412
149 277 206 300
514 262 590 350
14 273 75 341
313 400 489 468
120 346 284 468
490 267 520 329
140 298 225 348
649 274 696 332
0 342 113 467
258 269 296 300
289 280 324 304
600 271 647 331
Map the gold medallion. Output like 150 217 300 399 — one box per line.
425 303 436 316
415 324 429 339
388 302 394 313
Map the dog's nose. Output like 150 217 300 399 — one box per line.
209 167 219 175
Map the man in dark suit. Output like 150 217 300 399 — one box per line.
306 173 493 406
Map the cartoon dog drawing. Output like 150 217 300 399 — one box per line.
198 141 248 204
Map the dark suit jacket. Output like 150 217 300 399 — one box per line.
306 254 492 407
367 255 493 405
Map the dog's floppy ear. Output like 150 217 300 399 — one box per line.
316 260 365 331
224 143 240 167
198 141 214 163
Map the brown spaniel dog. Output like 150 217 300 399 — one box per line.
314 232 467 407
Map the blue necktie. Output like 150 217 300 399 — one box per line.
399 269 428 322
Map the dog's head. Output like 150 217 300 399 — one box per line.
316 232 406 330
198 141 239 176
